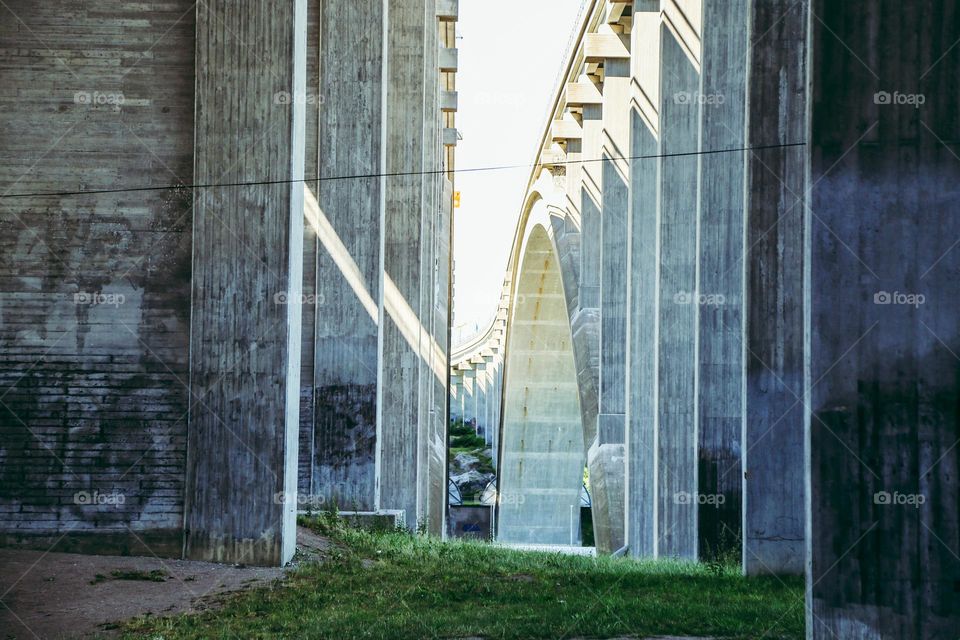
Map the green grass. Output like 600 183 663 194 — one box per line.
119 515 804 640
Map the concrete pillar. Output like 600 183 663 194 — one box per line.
461 367 476 426
593 42 631 553
625 4 662 559
307 0 386 512
450 375 462 422
185 0 306 566
654 2 701 560
473 360 487 435
694 0 748 561
298 0 321 499
807 1 960 636
741 0 806 576
380 0 447 530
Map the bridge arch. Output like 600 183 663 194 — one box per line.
496 198 585 545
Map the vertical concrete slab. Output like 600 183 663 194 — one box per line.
0 0 196 556
594 55 631 553
309 0 386 512
695 0 748 561
380 0 442 528
298 0 321 498
626 5 662 559
808 1 960 636
742 0 806 576
656 12 701 560
185 0 306 566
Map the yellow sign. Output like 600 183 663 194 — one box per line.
454 191 461 208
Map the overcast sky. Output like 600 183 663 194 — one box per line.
452 0 585 341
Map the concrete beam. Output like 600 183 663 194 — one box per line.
584 33 630 62
551 118 584 141
441 90 458 112
439 47 458 72
436 0 458 21
566 81 603 106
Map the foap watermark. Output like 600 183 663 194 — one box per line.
874 490 925 508
674 91 725 106
674 291 726 307
74 490 126 507
873 291 925 308
874 91 925 108
274 491 327 509
74 91 125 106
496 491 526 506
273 91 325 106
674 491 726 507
74 292 125 307
274 292 325 306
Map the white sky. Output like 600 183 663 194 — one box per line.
452 0 585 339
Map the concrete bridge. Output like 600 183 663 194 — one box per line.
1 0 459 565
451 0 960 637
0 0 959 638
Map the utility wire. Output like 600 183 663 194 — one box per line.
0 142 806 200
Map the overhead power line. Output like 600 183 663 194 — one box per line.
0 142 806 200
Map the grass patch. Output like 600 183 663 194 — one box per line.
90 569 169 585
119 515 803 639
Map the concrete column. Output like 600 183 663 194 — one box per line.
308 0 386 512
185 0 306 566
450 375 462 422
741 0 806 576
417 7 445 537
695 0 748 562
380 0 423 526
625 4 662 559
473 360 487 435
298 0 321 498
808 1 960 636
593 47 631 553
655 2 701 560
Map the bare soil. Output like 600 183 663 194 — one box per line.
0 527 334 639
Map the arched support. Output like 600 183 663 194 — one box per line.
498 223 584 545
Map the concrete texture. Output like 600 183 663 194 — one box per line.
696 0 747 562
184 0 306 566
1 0 455 566
626 6 662 559
0 0 196 558
306 0 385 512
655 19 700 561
807 1 960 636
742 0 806 576
498 225 583 545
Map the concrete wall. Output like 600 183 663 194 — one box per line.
0 0 196 556
807 1 960 636
1 0 454 565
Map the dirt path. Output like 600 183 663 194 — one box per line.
0 527 332 639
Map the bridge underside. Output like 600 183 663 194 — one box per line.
455 1 960 637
